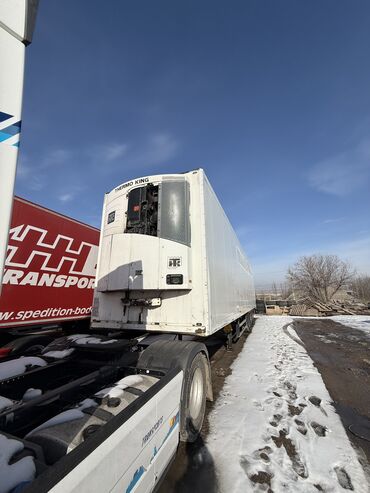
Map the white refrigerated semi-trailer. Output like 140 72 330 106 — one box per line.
0 169 255 493
91 168 255 336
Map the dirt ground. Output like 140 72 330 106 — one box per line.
157 330 250 493
293 318 370 466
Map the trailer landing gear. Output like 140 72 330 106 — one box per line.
224 310 256 350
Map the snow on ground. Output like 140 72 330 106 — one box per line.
206 316 368 493
331 316 370 336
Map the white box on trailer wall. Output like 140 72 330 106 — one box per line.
91 169 255 336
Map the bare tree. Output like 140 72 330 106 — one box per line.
351 275 370 302
287 254 355 303
280 282 293 300
271 282 279 297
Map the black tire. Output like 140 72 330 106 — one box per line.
180 352 207 443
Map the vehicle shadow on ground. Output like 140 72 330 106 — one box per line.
158 329 252 492
158 436 218 493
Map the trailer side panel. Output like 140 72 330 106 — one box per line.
202 172 255 334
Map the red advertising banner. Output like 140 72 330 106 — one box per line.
0 197 100 328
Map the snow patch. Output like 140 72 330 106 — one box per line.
74 336 118 345
43 349 75 359
0 396 14 412
26 398 97 437
0 357 47 381
206 316 368 492
66 334 91 342
26 409 86 437
95 386 123 399
331 315 370 335
78 398 98 410
22 388 42 402
0 434 35 493
115 375 143 388
94 375 144 399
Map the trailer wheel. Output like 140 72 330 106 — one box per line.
137 340 212 442
180 352 207 442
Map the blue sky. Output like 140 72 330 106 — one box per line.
16 0 370 288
